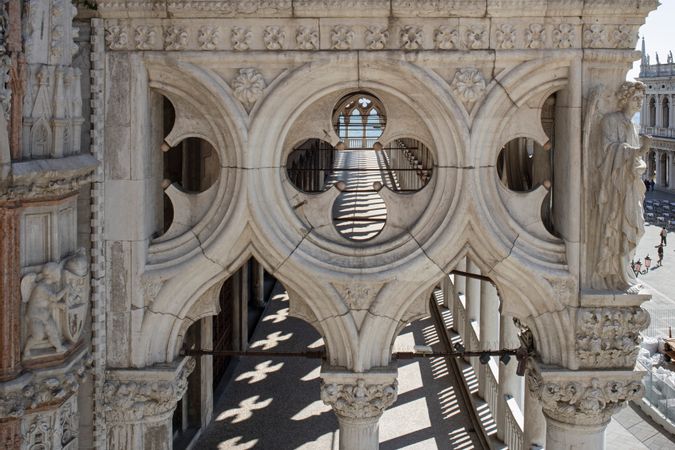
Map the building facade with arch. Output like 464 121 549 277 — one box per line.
0 1 661 449
639 40 675 191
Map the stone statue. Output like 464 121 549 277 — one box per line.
592 82 651 292
668 51 673 64
22 263 68 356
21 248 90 358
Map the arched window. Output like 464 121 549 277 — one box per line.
662 97 670 128
649 97 657 127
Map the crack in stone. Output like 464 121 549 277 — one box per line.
485 234 519 278
190 230 227 271
493 77 519 109
131 304 183 321
272 226 313 274
404 229 448 278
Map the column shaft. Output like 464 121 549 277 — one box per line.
497 315 523 440
337 417 380 450
523 380 546 449
0 204 21 381
545 416 606 450
465 260 480 370
478 281 499 399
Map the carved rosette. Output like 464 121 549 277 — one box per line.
450 68 486 105
103 358 196 423
331 25 354 50
232 68 266 112
575 307 649 368
321 378 398 420
528 370 644 425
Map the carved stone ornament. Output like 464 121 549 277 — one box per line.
365 26 389 50
331 25 354 50
296 26 318 50
134 25 157 50
612 25 637 49
263 26 286 50
103 358 196 422
105 25 128 50
464 25 486 49
435 25 459 50
450 68 486 104
575 307 649 368
527 371 643 425
0 352 93 417
165 25 188 50
232 68 266 111
526 23 546 49
198 26 219 50
231 26 252 51
583 24 606 48
321 378 398 419
553 23 575 49
495 24 516 49
21 248 90 359
399 25 423 50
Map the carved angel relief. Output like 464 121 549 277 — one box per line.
21 248 89 359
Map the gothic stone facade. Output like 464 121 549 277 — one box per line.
0 1 661 449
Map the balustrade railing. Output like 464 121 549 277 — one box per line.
504 396 525 450
485 359 499 420
642 126 675 139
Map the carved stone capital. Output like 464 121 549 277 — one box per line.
527 364 644 426
103 357 196 423
575 305 650 368
320 367 398 420
0 347 92 417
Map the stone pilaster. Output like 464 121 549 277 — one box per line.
0 203 21 382
527 363 644 450
320 367 398 450
103 357 196 450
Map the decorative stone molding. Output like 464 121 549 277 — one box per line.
450 68 486 105
575 306 649 368
434 25 458 50
198 26 219 50
21 248 90 360
0 349 92 417
553 23 575 49
296 26 318 50
365 26 388 50
263 25 286 50
105 25 128 50
495 24 516 50
231 26 252 51
21 394 79 450
164 25 188 50
583 24 606 48
399 25 423 51
134 25 158 50
321 378 398 419
103 358 196 423
464 25 486 50
526 23 546 49
527 368 644 425
612 24 638 49
232 68 266 111
331 282 382 310
331 25 354 50
0 0 10 120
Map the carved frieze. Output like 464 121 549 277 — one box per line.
232 68 266 112
399 25 423 51
434 25 458 50
103 358 196 422
583 24 606 48
575 307 649 368
0 352 92 417
528 371 643 425
296 26 318 50
365 26 389 50
134 25 158 50
105 25 129 50
231 26 252 51
553 23 575 49
331 25 354 50
450 68 486 105
495 24 516 49
263 26 286 50
21 248 90 360
321 378 398 419
526 23 546 49
164 25 188 50
198 26 219 50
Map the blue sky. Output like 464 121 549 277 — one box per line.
628 1 675 80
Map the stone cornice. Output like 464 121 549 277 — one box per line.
103 357 196 423
0 154 98 202
0 348 93 417
527 364 645 426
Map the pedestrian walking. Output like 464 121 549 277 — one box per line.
661 227 668 246
658 244 664 266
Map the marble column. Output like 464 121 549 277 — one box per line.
497 314 522 440
523 374 546 449
321 367 398 450
655 150 663 188
527 367 644 450
464 260 481 370
452 258 466 336
0 203 21 382
478 281 499 398
442 275 454 310
103 357 196 450
656 96 663 128
454 257 466 296
667 152 673 189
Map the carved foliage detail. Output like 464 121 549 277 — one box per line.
198 26 219 50
553 23 575 49
450 68 486 105
296 26 318 50
321 379 398 419
134 25 157 50
400 25 423 50
365 26 389 50
576 307 650 368
232 68 266 111
435 25 458 50
165 26 188 50
263 25 286 50
231 26 252 51
495 24 516 49
528 372 643 424
583 24 606 48
525 23 546 49
105 25 128 50
331 25 354 50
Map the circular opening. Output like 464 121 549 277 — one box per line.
333 93 386 149
163 137 220 193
